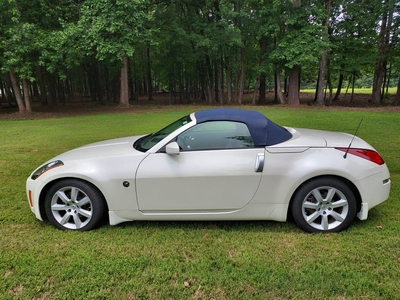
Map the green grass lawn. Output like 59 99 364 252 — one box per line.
301 87 398 95
1 106 399 299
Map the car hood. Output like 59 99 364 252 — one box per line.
53 135 146 161
273 127 372 149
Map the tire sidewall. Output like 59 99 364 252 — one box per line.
291 178 357 233
44 179 105 231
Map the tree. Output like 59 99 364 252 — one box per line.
250 0 287 104
75 0 150 107
324 0 379 103
372 0 395 104
0 1 38 113
315 0 331 105
268 0 327 105
1 0 398 111
287 0 302 105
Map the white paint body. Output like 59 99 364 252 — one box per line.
26 114 391 227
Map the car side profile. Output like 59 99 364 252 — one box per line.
26 108 391 232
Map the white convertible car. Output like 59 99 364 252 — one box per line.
26 108 391 232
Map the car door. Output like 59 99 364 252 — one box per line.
136 121 264 212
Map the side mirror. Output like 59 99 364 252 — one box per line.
165 142 180 155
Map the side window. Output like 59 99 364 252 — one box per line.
177 121 254 151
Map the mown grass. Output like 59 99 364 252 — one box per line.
1 106 399 299
301 87 398 95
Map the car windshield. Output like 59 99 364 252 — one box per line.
135 115 192 152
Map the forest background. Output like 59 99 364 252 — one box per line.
0 0 399 114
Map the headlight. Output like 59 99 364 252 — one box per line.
31 160 64 180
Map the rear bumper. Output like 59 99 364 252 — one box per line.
355 167 391 220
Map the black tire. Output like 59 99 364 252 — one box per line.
44 179 107 231
291 177 357 233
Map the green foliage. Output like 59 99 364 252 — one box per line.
0 1 35 78
329 0 379 77
0 0 398 108
1 107 400 298
77 0 150 62
269 0 329 70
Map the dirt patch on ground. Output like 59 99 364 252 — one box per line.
1 92 399 120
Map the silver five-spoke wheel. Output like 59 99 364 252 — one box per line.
45 179 106 231
291 178 356 233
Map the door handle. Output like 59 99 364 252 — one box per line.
254 153 265 172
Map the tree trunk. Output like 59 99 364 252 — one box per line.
57 79 65 105
344 76 351 97
333 72 344 101
95 64 104 105
215 58 223 104
4 73 15 104
325 61 333 106
315 52 327 105
287 65 300 105
36 66 48 105
258 72 266 105
385 62 392 94
119 56 129 107
395 77 400 105
275 72 285 104
252 74 260 105
233 62 239 103
9 70 26 113
110 72 120 103
286 0 301 105
372 1 393 104
214 59 219 103
146 46 153 101
258 35 267 105
206 84 213 104
237 47 245 104
87 65 97 102
315 0 331 105
46 72 57 106
219 56 224 104
0 80 6 102
225 58 232 104
22 78 32 112
205 55 214 103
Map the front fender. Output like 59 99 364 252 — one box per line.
26 153 148 221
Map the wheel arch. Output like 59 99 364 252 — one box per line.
38 177 109 223
288 175 362 218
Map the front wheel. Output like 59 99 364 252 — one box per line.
291 178 357 233
44 179 107 231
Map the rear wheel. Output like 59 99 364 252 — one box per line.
45 179 106 231
291 178 357 233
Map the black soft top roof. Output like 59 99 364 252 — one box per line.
194 108 292 146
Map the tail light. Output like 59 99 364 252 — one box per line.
336 148 385 165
